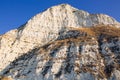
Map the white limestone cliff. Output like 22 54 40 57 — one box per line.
0 4 120 80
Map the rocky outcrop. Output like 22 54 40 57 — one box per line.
0 4 120 80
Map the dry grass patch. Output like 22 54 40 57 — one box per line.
69 27 95 36
91 25 120 37
0 76 13 80
70 25 120 37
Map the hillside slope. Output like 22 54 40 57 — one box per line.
0 4 120 80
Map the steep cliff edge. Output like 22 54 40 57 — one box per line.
0 4 120 80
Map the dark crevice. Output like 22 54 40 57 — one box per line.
42 65 52 76
41 44 63 77
55 67 62 78
104 64 114 77
64 42 75 74
79 45 82 53
97 34 104 53
64 63 74 73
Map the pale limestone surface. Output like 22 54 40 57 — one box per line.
0 4 120 80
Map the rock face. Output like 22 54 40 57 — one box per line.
0 4 120 80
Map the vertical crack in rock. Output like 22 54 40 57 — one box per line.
64 42 76 74
41 44 63 77
55 68 62 78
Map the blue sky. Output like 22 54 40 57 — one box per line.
0 0 120 34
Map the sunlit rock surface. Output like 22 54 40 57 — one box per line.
0 4 120 80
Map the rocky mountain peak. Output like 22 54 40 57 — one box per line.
0 4 120 80
16 3 120 50
26 3 120 28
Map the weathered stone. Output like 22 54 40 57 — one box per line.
0 4 120 80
